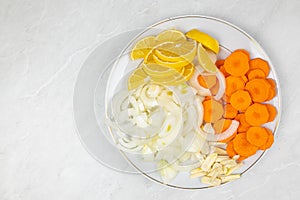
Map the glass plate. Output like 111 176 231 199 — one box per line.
74 15 281 189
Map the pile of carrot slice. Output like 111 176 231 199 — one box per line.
200 49 277 162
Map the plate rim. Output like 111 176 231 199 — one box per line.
107 14 282 190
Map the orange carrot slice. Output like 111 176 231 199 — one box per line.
224 51 249 76
219 65 230 77
245 78 271 102
266 78 276 88
222 95 231 103
213 118 232 133
245 103 269 126
226 141 237 158
237 156 248 162
215 60 225 68
259 128 274 150
246 127 269 147
241 75 248 83
232 133 258 157
210 80 220 96
235 113 251 128
233 49 250 60
265 104 277 122
237 125 250 133
223 104 238 119
230 90 252 111
197 75 217 89
203 99 224 123
266 87 277 101
225 76 245 96
249 58 270 76
247 69 266 80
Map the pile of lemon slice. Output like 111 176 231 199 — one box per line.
128 29 220 91
129 30 196 90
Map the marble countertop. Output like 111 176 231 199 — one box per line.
1 0 300 199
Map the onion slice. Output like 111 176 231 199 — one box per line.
188 69 211 96
199 120 239 142
214 71 226 101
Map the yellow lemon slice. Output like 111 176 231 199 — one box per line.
154 40 197 63
141 63 182 77
153 53 189 70
156 29 186 42
186 29 219 54
182 63 195 81
130 36 157 60
197 43 218 73
128 67 148 90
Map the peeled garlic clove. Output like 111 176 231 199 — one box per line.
220 174 241 183
226 163 243 175
212 147 227 155
190 171 206 178
201 153 217 171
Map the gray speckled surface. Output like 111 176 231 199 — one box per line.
1 0 300 199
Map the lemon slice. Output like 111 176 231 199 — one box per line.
156 29 186 42
182 63 195 81
155 40 197 63
186 29 219 54
128 65 186 90
128 67 148 90
141 63 182 77
197 43 218 73
130 36 157 60
153 53 189 70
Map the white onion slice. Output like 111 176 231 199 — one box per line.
188 69 211 96
214 71 226 101
199 120 239 142
195 96 204 128
203 123 215 134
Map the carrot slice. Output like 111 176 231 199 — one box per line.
266 87 277 101
215 60 225 68
203 99 224 123
232 133 258 157
265 104 277 122
225 76 245 96
223 104 238 119
204 96 212 101
237 156 248 162
247 69 266 80
249 58 270 76
197 75 217 89
224 51 249 76
230 90 252 111
233 49 250 60
241 75 248 83
245 78 271 102
235 113 251 133
213 118 232 133
237 125 250 133
259 128 274 150
210 80 219 96
235 113 251 128
219 65 230 77
246 127 269 147
222 95 231 103
266 78 276 88
226 141 237 158
245 103 270 126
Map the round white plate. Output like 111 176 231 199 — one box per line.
104 15 281 189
